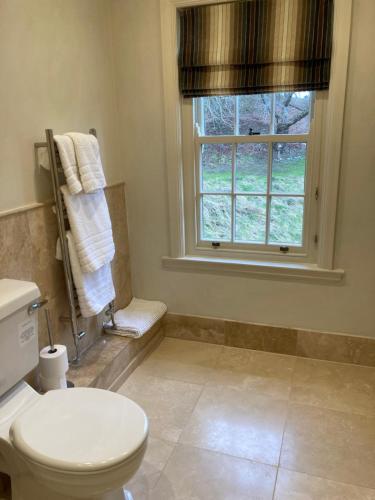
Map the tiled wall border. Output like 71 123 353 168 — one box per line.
0 182 132 360
0 181 126 219
163 313 375 367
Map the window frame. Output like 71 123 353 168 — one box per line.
183 92 324 262
160 0 351 280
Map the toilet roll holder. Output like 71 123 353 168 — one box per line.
43 307 74 388
28 299 56 352
30 299 75 390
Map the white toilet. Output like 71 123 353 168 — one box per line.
0 279 148 500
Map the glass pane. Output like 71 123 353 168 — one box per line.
235 143 268 193
271 143 306 194
275 92 311 134
269 197 304 245
201 195 231 241
203 96 235 135
238 94 271 135
202 144 232 193
235 196 267 243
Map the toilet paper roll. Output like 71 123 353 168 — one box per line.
39 374 67 391
39 344 69 391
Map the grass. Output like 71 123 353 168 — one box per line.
201 155 305 245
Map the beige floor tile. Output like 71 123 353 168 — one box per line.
118 371 203 442
207 346 295 399
291 358 375 416
151 444 276 500
126 437 175 499
280 403 375 488
274 469 375 499
137 338 222 384
179 384 288 465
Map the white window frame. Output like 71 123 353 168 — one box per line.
160 0 351 281
182 92 323 264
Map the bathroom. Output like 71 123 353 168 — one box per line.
0 0 375 498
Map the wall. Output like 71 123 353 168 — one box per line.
111 0 375 338
0 0 123 213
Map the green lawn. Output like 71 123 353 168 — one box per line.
201 155 305 245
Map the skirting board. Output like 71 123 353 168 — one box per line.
163 313 375 367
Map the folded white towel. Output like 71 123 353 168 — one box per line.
57 232 115 318
66 132 106 193
104 298 167 338
61 185 115 273
54 135 82 195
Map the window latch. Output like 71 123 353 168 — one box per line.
279 246 290 253
248 128 260 135
211 242 221 248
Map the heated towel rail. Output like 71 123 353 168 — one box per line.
34 129 116 363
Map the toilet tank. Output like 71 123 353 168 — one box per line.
0 279 41 398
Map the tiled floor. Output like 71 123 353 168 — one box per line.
118 338 375 499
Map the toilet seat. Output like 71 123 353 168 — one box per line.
9 388 148 473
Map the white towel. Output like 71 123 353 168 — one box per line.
104 298 167 338
66 132 106 193
61 185 115 273
57 232 115 318
54 135 82 195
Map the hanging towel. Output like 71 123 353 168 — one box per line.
66 132 106 193
56 232 115 318
54 135 82 195
104 298 167 338
61 185 115 273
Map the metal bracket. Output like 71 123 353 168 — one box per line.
104 301 117 330
28 299 48 315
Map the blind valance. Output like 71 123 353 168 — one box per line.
178 0 334 97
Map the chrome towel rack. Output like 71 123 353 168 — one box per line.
34 129 116 363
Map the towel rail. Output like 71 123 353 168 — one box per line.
35 129 116 363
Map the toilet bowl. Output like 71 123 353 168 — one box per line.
0 279 148 500
0 382 148 500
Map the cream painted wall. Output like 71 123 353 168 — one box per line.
111 0 375 338
0 0 122 213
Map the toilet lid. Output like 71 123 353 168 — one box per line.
10 388 148 472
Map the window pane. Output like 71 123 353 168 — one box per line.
235 143 268 193
202 144 232 193
201 195 231 241
275 92 311 135
238 94 271 135
269 197 304 245
271 143 306 194
235 196 266 243
203 96 235 135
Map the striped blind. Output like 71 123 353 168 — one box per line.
178 0 334 97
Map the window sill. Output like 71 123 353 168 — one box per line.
162 255 345 283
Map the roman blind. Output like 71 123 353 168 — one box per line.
178 0 334 97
